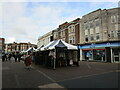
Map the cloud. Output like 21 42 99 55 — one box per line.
0 3 3 37
1 2 118 44
31 3 82 33
5 37 16 43
89 2 118 9
0 0 119 2
2 3 26 23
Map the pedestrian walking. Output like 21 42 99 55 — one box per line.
24 54 32 70
8 53 12 62
14 53 18 62
11 53 15 62
18 53 21 62
5 53 8 61
2 53 5 62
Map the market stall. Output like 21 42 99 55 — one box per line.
38 39 79 69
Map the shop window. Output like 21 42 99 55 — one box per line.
96 33 100 40
93 50 105 60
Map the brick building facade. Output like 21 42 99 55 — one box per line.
5 42 37 53
37 7 120 63
0 38 5 58
37 18 80 47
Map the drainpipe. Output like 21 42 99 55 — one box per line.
77 45 80 66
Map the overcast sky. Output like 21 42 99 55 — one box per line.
0 0 119 44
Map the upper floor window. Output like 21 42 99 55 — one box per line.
95 26 100 34
85 35 88 42
95 18 100 27
84 22 89 30
115 24 118 30
111 16 116 23
56 34 58 38
84 23 87 30
90 34 94 41
61 31 65 37
62 38 65 41
73 36 75 44
73 26 75 32
110 31 114 38
90 21 93 28
117 30 120 39
60 31 62 37
69 26 72 33
69 36 75 44
69 25 75 33
118 15 120 23
85 29 88 35
70 40 72 44
64 31 65 36
96 33 100 40
90 28 94 34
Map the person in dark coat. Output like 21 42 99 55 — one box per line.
8 53 12 62
14 53 18 62
3 53 7 61
18 53 21 62
25 54 32 70
2 53 5 62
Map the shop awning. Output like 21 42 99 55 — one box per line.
78 42 120 49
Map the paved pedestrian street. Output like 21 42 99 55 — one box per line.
2 61 53 88
2 59 120 89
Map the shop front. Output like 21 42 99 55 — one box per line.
78 41 120 63
111 48 120 63
82 49 105 61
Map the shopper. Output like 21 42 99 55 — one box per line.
24 54 32 70
8 53 12 62
18 53 21 62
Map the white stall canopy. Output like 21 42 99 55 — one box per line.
25 47 37 52
40 39 77 51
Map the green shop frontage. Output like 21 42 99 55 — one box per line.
78 41 120 63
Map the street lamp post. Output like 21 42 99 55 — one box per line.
53 49 56 70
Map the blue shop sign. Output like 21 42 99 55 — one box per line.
78 42 120 49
